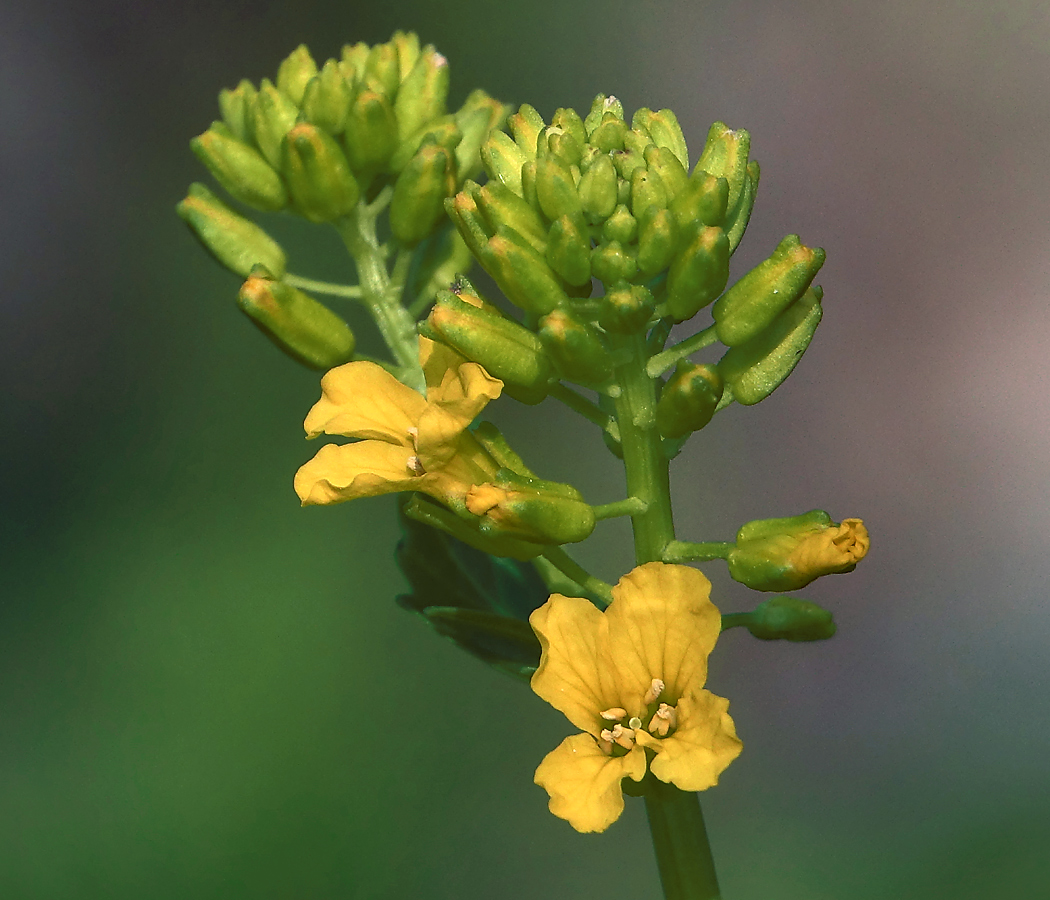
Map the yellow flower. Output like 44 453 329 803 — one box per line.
293 338 503 509
530 562 742 833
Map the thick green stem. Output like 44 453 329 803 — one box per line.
540 547 614 606
645 780 722 900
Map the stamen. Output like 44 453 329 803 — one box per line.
648 703 677 738
406 455 425 476
643 678 665 705
600 707 627 721
609 724 635 750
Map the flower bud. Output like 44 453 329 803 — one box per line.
250 79 299 168
281 123 360 223
601 204 637 245
190 127 288 212
445 191 493 259
599 282 654 334
717 286 823 405
630 167 668 220
475 180 548 254
481 131 527 195
724 161 760 253
301 60 352 135
484 232 570 315
643 146 688 202
591 115 627 153
177 183 287 278
584 95 624 134
613 146 647 181
508 104 545 157
655 362 724 438
633 108 689 168
276 44 317 106
218 79 257 143
743 596 837 642
364 42 400 97
238 270 355 369
424 292 553 391
665 225 730 322
388 115 462 174
590 240 637 285
538 309 613 385
546 213 592 286
543 128 583 169
535 156 582 221
728 510 870 592
695 122 750 223
391 31 421 81
713 235 826 346
551 107 587 152
394 46 449 141
636 207 680 277
342 90 398 180
467 478 596 545
339 42 370 83
578 154 618 223
388 143 452 245
670 171 729 231
454 90 509 183
403 494 543 561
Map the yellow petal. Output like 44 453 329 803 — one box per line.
530 594 621 735
602 562 722 709
417 362 503 466
294 441 418 505
643 690 742 792
419 336 467 390
534 733 646 833
303 362 426 442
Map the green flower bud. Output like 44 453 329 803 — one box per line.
633 108 689 169
728 511 870 592
218 79 257 143
602 204 638 245
591 240 637 285
655 362 724 438
535 156 582 221
520 159 540 212
542 128 583 168
538 310 613 384
599 282 655 334
636 207 680 276
276 44 318 106
713 235 826 347
466 478 596 545
546 213 592 287
481 131 527 195
389 115 461 174
190 127 288 212
578 154 618 223
177 182 286 278
591 115 627 153
665 226 730 321
630 167 668 220
454 89 509 183
339 42 370 84
445 191 493 259
724 160 760 253
670 171 730 231
238 269 355 369
424 291 553 391
644 146 688 201
623 127 654 158
281 123 360 223
394 46 449 141
301 60 352 135
475 180 548 255
695 122 751 223
485 233 570 315
390 143 451 246
716 286 823 405
742 596 837 642
364 42 400 97
583 95 624 134
391 31 421 81
342 90 398 180
551 107 587 152
250 79 299 169
612 146 647 181
508 104 545 157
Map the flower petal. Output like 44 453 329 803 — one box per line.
419 336 467 390
530 593 620 735
644 690 742 792
304 362 426 442
417 362 502 466
602 563 722 710
534 733 646 833
294 441 418 505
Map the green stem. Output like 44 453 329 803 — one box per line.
282 274 364 300
548 383 620 441
719 612 751 632
662 540 733 563
540 546 613 607
647 325 719 378
592 497 649 520
645 779 722 900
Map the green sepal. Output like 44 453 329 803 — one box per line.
535 155 583 221
481 130 527 195
342 89 398 181
591 240 638 286
665 225 730 321
177 182 287 278
542 127 583 169
591 115 628 152
716 285 823 405
338 42 370 83
670 171 729 231
725 160 760 253
630 167 668 220
281 123 360 223
218 79 257 143
190 127 288 212
454 90 509 184
401 493 544 562
551 107 587 153
276 44 318 106
484 232 570 315
471 421 539 478
636 207 680 277
474 180 548 254
643 146 689 202
508 104 545 157
584 94 624 134
391 31 421 81
599 282 655 334
237 268 355 369
602 204 638 245
364 41 400 97
545 212 592 287
389 143 451 245
725 596 836 642
388 115 461 174
301 60 352 135
250 79 299 169
655 362 724 438
578 154 618 223
736 510 832 543
695 122 751 221
613 146 647 181
538 309 613 385
394 45 449 141
633 108 689 169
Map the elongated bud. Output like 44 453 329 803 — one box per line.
578 154 618 223
467 479 595 545
481 131 527 195
665 226 730 321
338 42 370 84
591 115 628 153
364 42 400 97
543 127 583 169
636 207 680 276
424 292 553 391
655 362 723 438
475 180 548 254
508 104 545 157
251 79 299 168
445 192 493 258
454 90 508 183
238 269 355 369
713 235 826 346
695 122 751 222
535 156 582 221
599 282 654 333
742 596 837 642
388 115 462 173
717 286 823 405
190 127 288 212
301 60 352 135
630 167 668 220
177 183 286 278
538 310 612 385
725 160 760 253
281 123 360 222
670 171 729 231
602 204 637 245
485 233 570 315
391 31 421 81
546 213 592 286
218 79 257 143
551 107 587 152
342 90 398 179
633 108 689 168
613 146 647 181
591 240 637 285
394 46 449 141
584 94 624 134
276 44 317 106
643 146 688 202
389 143 452 245
728 510 870 592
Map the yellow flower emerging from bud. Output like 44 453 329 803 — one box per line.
530 563 741 833
293 339 502 510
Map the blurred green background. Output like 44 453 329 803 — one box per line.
3 0 1049 897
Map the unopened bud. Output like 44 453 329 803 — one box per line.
391 31 421 81
744 596 837 642
394 46 449 141
364 42 400 97
545 213 592 287
655 363 724 438
670 171 730 231
591 115 627 153
484 233 570 315
578 154 618 224
251 79 299 168
281 123 360 222
535 156 582 221
551 107 587 152
584 95 624 134
695 122 751 224
508 104 545 158
665 226 730 322
342 90 398 181
390 143 452 245
612 146 647 181
591 241 637 286
338 42 370 83
218 79 257 143
301 60 352 135
467 478 595 545
630 167 668 220
599 282 654 334
636 207 680 277
475 180 548 254
454 89 509 183
190 127 288 212
724 161 760 253
633 108 689 169
643 146 688 202
602 204 637 245
481 130 527 195
538 309 613 385
276 44 318 106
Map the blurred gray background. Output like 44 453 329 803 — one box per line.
2 0 1049 897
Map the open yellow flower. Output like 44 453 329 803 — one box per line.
293 338 503 509
530 562 742 833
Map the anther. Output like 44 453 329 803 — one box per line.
600 707 627 721
648 703 677 738
609 724 635 750
643 678 665 705
406 455 425 476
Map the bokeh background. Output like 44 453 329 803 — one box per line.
3 0 1049 897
